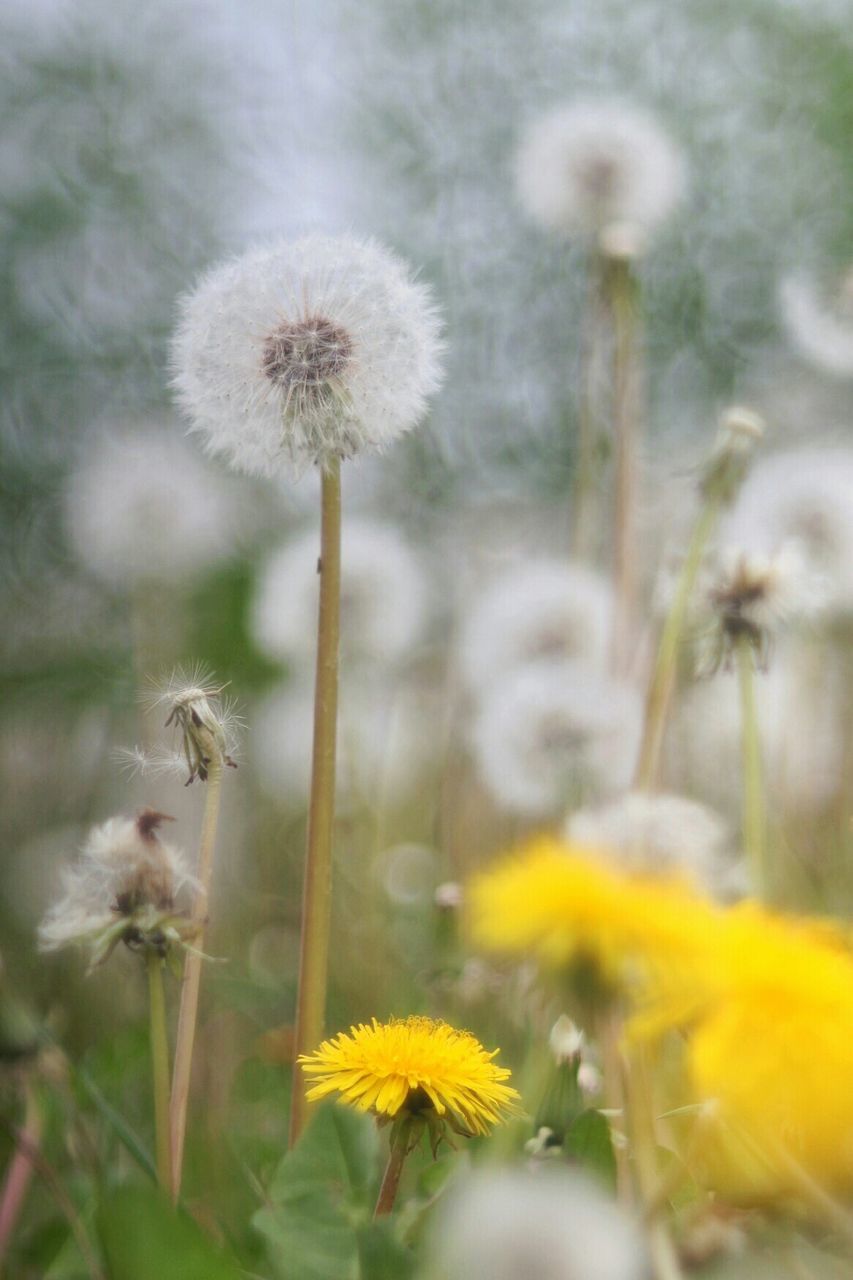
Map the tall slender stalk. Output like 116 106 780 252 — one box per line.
634 499 720 790
169 756 224 1199
571 251 607 560
373 1118 413 1218
289 459 342 1146
624 1047 684 1280
737 635 766 899
605 254 642 674
0 1084 41 1275
146 952 173 1193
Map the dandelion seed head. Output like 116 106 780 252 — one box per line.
252 518 427 668
722 447 853 616
171 233 444 478
567 792 736 898
457 561 614 701
702 541 816 669
471 662 642 816
65 428 235 586
515 99 685 241
779 270 853 377
428 1167 645 1280
146 666 240 783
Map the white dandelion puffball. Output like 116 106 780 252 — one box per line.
457 560 614 700
705 541 815 648
471 662 642 817
427 1167 645 1280
515 99 685 240
252 677 432 809
721 448 853 616
38 811 191 954
779 270 853 376
251 518 427 668
171 233 444 477
567 792 736 897
66 428 235 585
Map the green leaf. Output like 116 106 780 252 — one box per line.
564 1109 616 1191
355 1221 416 1280
253 1103 378 1280
96 1185 242 1280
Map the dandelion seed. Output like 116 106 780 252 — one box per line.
701 542 812 671
251 518 427 669
427 1167 645 1280
567 792 736 897
457 561 614 701
515 99 685 244
171 233 444 478
779 268 853 377
65 428 235 586
471 662 642 816
299 1015 520 1143
37 810 196 969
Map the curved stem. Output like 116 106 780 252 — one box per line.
0 1083 41 1273
737 635 766 898
169 757 223 1199
634 498 720 790
147 952 173 1193
289 459 342 1146
373 1119 412 1219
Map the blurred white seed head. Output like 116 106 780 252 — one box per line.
457 561 614 701
252 676 432 809
426 1167 645 1280
722 447 853 617
171 233 444 478
515 99 685 243
145 666 240 784
434 880 463 910
779 269 853 376
252 518 427 669
549 1015 584 1064
471 661 642 816
703 542 814 669
38 810 195 968
567 792 735 897
66 427 235 586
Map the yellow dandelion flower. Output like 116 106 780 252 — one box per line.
298 1016 521 1139
467 835 721 988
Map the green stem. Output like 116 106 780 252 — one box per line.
737 634 766 899
373 1119 412 1219
625 1047 685 1280
606 254 642 674
169 757 223 1200
289 459 342 1146
634 498 721 790
147 952 172 1193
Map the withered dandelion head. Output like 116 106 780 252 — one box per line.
299 1015 520 1147
145 666 240 785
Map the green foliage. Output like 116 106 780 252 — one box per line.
564 1109 617 1191
96 1186 242 1280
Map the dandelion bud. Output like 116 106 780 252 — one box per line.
147 668 239 785
171 233 444 478
515 99 684 242
434 881 463 911
701 405 765 504
549 1015 584 1064
38 811 196 969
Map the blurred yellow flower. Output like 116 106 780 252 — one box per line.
298 1016 521 1138
467 835 721 988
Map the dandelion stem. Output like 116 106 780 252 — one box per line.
624 1047 684 1280
169 756 223 1199
146 952 173 1193
0 1083 41 1273
606 254 642 674
635 498 720 789
289 458 342 1146
572 251 607 559
373 1118 412 1218
737 634 766 898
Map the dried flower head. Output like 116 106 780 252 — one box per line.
146 667 239 784
722 447 853 617
38 810 196 969
299 1016 520 1149
700 406 765 505
65 427 235 586
252 518 427 669
515 99 685 244
427 1167 645 1280
171 233 444 477
457 561 614 700
779 268 853 377
567 792 737 898
471 662 642 816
